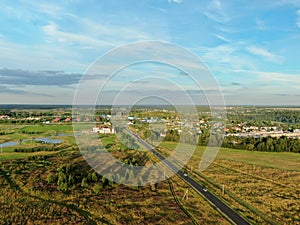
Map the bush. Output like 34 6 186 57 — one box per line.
93 183 102 194
81 178 89 188
47 173 57 184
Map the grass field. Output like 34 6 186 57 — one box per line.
0 124 75 159
161 142 300 171
159 142 300 224
0 151 61 160
0 147 230 224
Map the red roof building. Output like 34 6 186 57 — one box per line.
52 118 61 123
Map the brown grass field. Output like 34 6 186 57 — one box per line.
160 142 300 225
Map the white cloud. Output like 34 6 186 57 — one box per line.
195 44 257 72
0 38 87 71
297 9 300 28
23 1 63 18
42 22 113 48
41 18 162 51
203 0 230 23
210 33 230 42
246 46 283 63
232 69 300 85
168 0 183 3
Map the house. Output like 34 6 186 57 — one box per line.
146 118 158 123
52 118 61 123
92 126 116 134
160 132 167 137
65 117 71 122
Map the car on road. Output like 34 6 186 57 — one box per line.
202 187 207 192
183 173 188 177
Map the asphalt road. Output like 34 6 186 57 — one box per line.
127 129 250 225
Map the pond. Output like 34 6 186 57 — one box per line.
0 138 63 148
33 138 62 144
0 141 18 148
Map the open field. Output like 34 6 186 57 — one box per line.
159 142 300 224
0 151 61 160
161 142 300 171
0 149 230 224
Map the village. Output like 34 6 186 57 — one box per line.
1 111 300 139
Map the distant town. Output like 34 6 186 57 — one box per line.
1 108 299 139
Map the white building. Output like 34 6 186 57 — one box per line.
92 126 116 134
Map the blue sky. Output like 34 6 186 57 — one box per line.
0 0 299 105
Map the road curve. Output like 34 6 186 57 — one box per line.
127 129 250 225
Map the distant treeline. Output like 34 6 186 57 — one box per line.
0 104 73 109
13 146 56 153
197 129 300 153
222 136 300 153
227 109 300 124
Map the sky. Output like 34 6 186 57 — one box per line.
0 0 299 105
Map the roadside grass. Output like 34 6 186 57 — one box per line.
169 176 230 225
159 142 300 224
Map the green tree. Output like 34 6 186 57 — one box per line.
57 172 68 191
47 173 56 184
93 183 102 194
81 178 89 188
91 172 98 182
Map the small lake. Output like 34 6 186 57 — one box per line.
0 138 63 148
33 138 62 144
0 141 18 148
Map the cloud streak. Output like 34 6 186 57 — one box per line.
203 0 230 23
246 46 283 63
0 85 53 97
0 68 82 86
42 22 114 48
168 0 183 3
